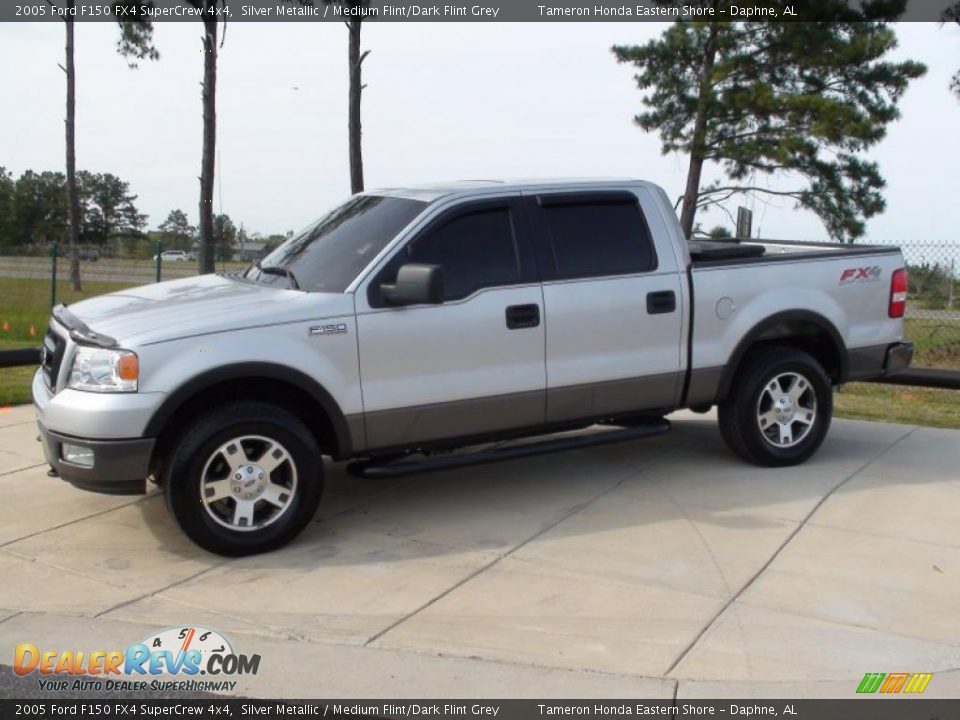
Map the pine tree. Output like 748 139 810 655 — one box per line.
945 2 960 99
613 2 926 241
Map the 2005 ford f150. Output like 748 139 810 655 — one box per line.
33 179 913 555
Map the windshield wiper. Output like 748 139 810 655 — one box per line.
254 261 300 290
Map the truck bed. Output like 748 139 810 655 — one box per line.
687 239 765 262
689 238 900 267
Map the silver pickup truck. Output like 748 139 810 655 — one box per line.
32 179 912 555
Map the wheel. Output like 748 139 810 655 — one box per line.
718 346 832 467
163 402 323 556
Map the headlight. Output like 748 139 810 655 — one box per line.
67 347 139 393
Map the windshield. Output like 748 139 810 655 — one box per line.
244 195 427 292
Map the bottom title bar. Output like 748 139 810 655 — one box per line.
3 700 958 720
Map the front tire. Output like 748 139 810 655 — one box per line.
718 346 832 467
163 402 323 556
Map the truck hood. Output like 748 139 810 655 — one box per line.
61 274 354 346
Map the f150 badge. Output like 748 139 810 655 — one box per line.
309 323 348 336
840 266 882 284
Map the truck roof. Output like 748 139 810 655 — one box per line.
367 177 651 202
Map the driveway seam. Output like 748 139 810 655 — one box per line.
98 602 672 684
0 419 37 429
364 462 658 647
92 563 228 618
301 626 676 685
1 547 140 592
731 595 960 652
0 463 46 479
802 519 960 550
4 608 679 691
662 426 919 677
0 496 150 549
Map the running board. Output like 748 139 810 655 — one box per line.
347 419 671 479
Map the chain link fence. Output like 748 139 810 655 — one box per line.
0 243 248 338
897 242 959 371
0 238 958 375
0 242 246 404
0 242 247 304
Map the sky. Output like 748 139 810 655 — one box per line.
1 20 959 243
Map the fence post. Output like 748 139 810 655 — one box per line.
50 241 58 308
155 239 162 283
950 260 956 310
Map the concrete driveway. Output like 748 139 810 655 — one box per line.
0 404 958 699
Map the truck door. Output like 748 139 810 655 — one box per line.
356 197 546 450
524 189 685 423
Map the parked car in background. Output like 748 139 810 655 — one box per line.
33 179 912 556
77 250 100 262
153 250 189 262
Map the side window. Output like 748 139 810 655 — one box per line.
540 199 656 279
406 207 522 301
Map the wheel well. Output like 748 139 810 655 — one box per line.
149 377 344 480
719 316 845 402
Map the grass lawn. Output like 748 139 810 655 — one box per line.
835 383 960 430
2 276 960 429
1 277 137 407
835 317 960 429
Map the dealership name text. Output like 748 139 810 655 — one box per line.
537 706 790 717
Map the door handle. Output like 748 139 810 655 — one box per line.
505 304 541 330
646 290 676 315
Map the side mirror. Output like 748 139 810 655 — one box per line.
381 263 444 306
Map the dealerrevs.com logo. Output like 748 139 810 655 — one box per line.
14 626 260 693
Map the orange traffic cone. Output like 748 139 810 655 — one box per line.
29 324 37 337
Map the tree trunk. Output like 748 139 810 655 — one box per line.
64 8 82 291
679 23 720 239
198 16 217 275
347 20 365 194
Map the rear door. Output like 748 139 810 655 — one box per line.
356 196 546 450
524 189 685 423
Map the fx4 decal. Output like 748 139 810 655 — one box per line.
840 266 882 284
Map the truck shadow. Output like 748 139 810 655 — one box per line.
138 412 934 572
121 412 960 648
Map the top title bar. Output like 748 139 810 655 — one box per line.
6 0 957 22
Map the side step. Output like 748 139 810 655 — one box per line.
346 419 671 479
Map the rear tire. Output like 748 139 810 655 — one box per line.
718 346 832 467
163 402 323 556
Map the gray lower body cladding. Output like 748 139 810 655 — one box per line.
38 422 154 495
685 340 915 409
362 372 682 452
847 342 913 381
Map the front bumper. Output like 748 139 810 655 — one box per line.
37 421 154 495
33 369 158 495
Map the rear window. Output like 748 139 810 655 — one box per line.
540 198 656 279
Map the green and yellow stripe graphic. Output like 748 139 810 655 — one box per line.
856 672 933 694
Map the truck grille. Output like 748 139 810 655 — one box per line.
41 328 67 389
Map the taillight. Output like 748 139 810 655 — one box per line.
889 268 907 318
